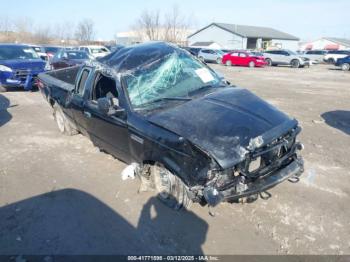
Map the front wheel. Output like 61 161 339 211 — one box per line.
152 164 192 210
291 59 300 68
53 103 78 136
341 63 350 71
225 60 232 66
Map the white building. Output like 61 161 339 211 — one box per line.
299 37 350 51
187 23 299 51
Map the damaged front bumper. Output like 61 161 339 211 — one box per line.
203 157 304 206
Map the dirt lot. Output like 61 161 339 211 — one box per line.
0 64 349 255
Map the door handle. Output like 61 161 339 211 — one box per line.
84 111 92 118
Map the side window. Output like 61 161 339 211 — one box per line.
91 73 118 102
77 68 90 96
231 52 239 56
239 53 247 57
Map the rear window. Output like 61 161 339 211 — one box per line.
0 46 39 60
66 52 89 59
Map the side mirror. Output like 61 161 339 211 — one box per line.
97 97 125 117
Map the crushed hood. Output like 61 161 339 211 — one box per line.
147 87 298 169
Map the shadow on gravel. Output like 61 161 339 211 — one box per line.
0 189 208 255
321 110 350 135
0 94 14 127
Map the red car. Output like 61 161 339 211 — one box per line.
222 51 267 67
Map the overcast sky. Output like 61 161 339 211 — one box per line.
2 0 349 41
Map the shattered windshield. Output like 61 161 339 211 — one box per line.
124 51 221 109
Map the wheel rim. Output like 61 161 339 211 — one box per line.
292 60 299 68
249 62 255 67
56 110 65 133
342 63 350 71
266 59 271 66
217 58 221 64
226 61 231 66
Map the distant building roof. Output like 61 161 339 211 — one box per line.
191 41 215 47
323 37 350 47
188 23 299 41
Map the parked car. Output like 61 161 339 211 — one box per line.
301 50 327 64
43 46 61 60
335 55 350 71
198 49 225 64
38 42 304 210
0 44 46 92
78 45 111 58
29 45 48 61
323 50 350 64
222 51 267 67
263 50 310 68
50 50 92 70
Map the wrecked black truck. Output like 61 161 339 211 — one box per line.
38 42 304 210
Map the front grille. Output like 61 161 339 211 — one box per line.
14 69 30 81
239 130 299 179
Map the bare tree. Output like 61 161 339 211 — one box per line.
33 25 52 44
164 5 192 45
75 19 95 44
133 10 161 41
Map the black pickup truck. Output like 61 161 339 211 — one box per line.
38 42 304 210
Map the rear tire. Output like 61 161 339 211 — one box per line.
225 60 232 66
0 84 6 93
216 57 222 64
291 59 300 68
328 58 335 64
341 63 350 71
248 61 255 68
265 58 272 66
152 164 192 210
53 103 78 136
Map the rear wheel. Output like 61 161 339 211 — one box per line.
0 84 6 93
341 63 350 71
291 59 300 68
328 58 335 64
216 57 222 64
248 61 255 68
225 60 232 66
152 164 191 210
265 58 272 66
53 103 78 136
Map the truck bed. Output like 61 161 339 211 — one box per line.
38 66 81 106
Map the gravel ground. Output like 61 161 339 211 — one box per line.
0 64 349 255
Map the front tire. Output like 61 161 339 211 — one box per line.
291 59 300 68
328 58 335 64
225 60 232 66
152 164 191 210
341 63 350 71
53 103 78 136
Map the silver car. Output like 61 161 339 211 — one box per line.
263 49 310 68
198 49 224 64
302 50 327 63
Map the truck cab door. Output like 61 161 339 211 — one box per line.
82 72 131 162
70 67 93 136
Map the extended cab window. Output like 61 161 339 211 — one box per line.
77 68 90 95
